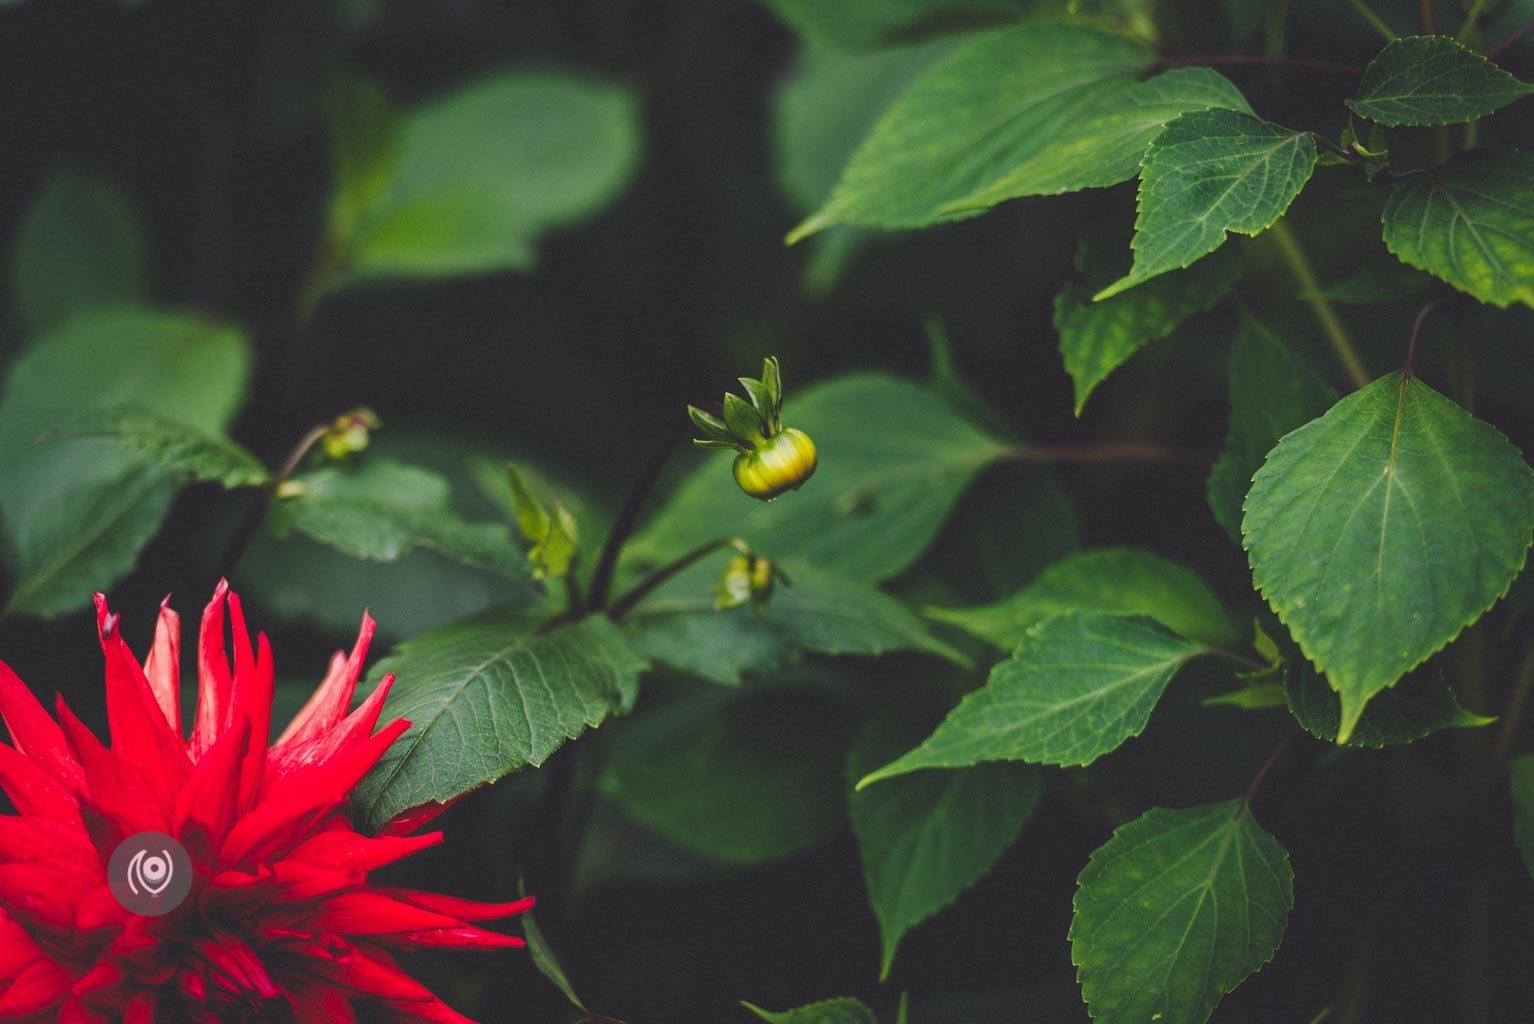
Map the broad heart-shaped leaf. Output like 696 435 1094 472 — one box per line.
342 72 640 283
1243 372 1534 743
1056 238 1243 414
0 310 250 617
926 548 1239 650
1511 755 1534 880
12 170 147 333
742 998 877 1024
1071 801 1293 1024
848 714 1042 979
786 24 1249 239
48 406 269 489
353 612 646 832
1381 148 1534 309
1284 662 1493 747
627 373 1008 583
859 613 1208 785
1208 312 1338 542
1347 35 1534 127
598 687 849 864
1095 109 1316 300
268 459 529 578
624 560 963 685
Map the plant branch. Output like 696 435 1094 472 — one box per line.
606 536 747 621
586 420 691 611
1488 14 1534 57
1349 0 1400 40
1162 54 1363 78
1420 0 1440 34
1238 728 1301 820
1402 302 1440 378
1494 636 1534 760
1268 220 1373 389
216 421 332 577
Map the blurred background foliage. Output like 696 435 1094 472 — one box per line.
1 1 1533 1021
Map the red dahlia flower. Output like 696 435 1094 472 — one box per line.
0 581 531 1022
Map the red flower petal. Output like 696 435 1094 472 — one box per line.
140 596 181 736
274 611 377 751
0 660 83 792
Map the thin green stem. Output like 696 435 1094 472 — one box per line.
1494 636 1534 759
587 421 691 612
606 536 748 621
1348 0 1400 40
1269 220 1373 389
217 420 332 577
1458 0 1490 41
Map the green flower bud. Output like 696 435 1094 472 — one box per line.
712 547 787 614
689 357 819 502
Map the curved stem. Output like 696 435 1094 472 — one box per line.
1403 302 1440 379
216 421 333 577
1494 636 1534 760
586 421 691 612
606 536 747 621
1268 220 1373 390
1238 727 1301 820
1488 15 1534 57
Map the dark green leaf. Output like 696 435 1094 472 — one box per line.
49 406 269 489
12 171 147 332
1055 243 1243 414
1207 312 1338 541
270 459 529 578
1071 801 1293 1024
327 75 401 243
0 310 250 617
860 613 1208 783
1095 109 1316 299
1243 372 1534 741
1348 35 1534 127
354 612 646 832
522 907 587 1011
1381 148 1534 308
598 688 848 864
788 26 1249 238
1283 663 1493 747
926 547 1239 649
629 373 1008 583
344 72 641 282
742 997 877 1024
848 714 1042 978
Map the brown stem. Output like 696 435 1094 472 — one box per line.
1402 302 1440 379
1420 0 1439 34
1487 15 1534 57
586 421 692 612
1238 728 1301 820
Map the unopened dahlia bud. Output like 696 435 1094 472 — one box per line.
688 356 818 501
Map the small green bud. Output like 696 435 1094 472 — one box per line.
689 357 819 501
712 548 787 614
320 407 381 460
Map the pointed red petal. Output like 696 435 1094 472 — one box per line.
57 699 170 837
0 659 83 791
221 719 409 867
173 716 250 845
141 596 182 736
0 956 72 1016
0 816 99 869
191 579 233 757
272 674 394 778
235 628 275 813
377 927 525 950
382 890 536 923
274 612 376 749
95 595 190 799
377 795 461 838
0 742 82 828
